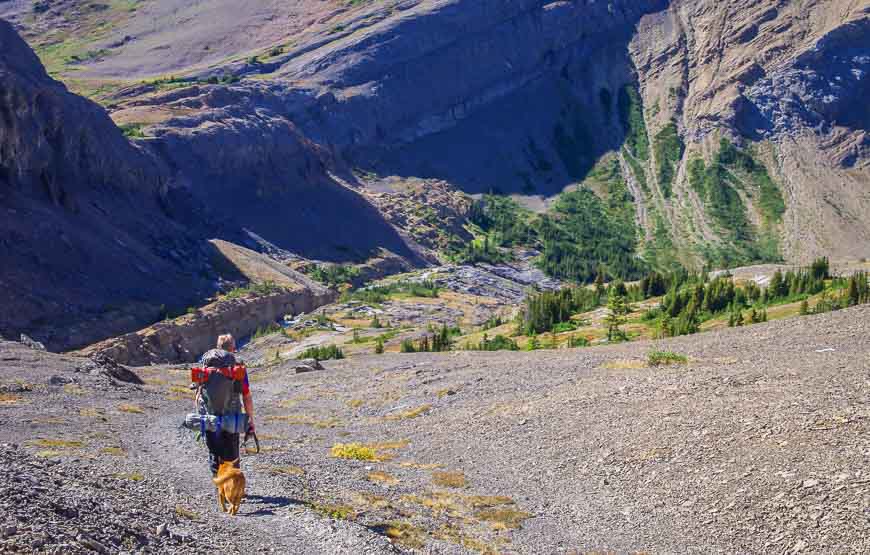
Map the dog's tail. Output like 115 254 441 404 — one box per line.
212 459 242 486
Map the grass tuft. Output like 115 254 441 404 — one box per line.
118 403 145 414
331 443 377 461
269 465 305 476
647 350 688 366
310 502 355 520
432 471 467 489
384 404 431 421
474 507 533 530
367 471 399 486
372 522 427 550
175 506 198 521
32 439 84 449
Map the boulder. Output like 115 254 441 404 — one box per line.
19 335 46 351
291 359 324 374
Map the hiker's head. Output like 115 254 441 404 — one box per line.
217 334 236 353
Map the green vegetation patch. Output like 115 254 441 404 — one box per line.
120 123 147 138
537 185 645 283
298 344 345 361
462 334 520 352
343 280 440 304
652 123 684 198
623 147 649 192
467 195 537 249
223 281 283 299
647 350 688 366
618 85 649 161
309 264 361 287
688 139 786 267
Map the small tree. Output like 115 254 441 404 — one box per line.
799 299 809 315
374 337 385 354
400 339 416 353
371 314 383 329
605 289 629 342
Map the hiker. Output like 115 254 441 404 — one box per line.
193 334 256 476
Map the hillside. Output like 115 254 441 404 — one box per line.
2 303 869 553
4 0 868 271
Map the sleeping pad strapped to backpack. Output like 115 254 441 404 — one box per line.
183 349 250 435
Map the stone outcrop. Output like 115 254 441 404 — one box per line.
77 285 336 366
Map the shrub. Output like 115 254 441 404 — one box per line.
652 123 684 198
120 123 146 138
224 280 282 299
298 345 344 361
466 334 519 352
519 286 601 335
567 335 589 348
252 322 282 340
331 443 376 461
618 85 649 160
309 264 360 287
647 351 688 366
374 338 385 354
399 339 416 353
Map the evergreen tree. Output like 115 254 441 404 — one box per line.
374 338 385 354
799 299 809 315
605 289 629 342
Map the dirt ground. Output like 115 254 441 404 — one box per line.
1 304 869 553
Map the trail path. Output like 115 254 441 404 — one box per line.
2 305 870 553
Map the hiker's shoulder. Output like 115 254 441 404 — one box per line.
200 349 237 367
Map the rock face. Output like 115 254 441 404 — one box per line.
0 19 225 350
78 284 336 366
628 0 870 262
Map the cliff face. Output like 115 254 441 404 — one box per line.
0 19 227 349
628 0 870 263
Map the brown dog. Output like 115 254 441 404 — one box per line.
213 459 246 515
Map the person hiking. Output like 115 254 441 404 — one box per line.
193 334 256 476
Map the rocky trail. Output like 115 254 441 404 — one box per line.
2 304 870 553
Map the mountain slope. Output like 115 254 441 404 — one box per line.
0 18 224 350
3 0 870 283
